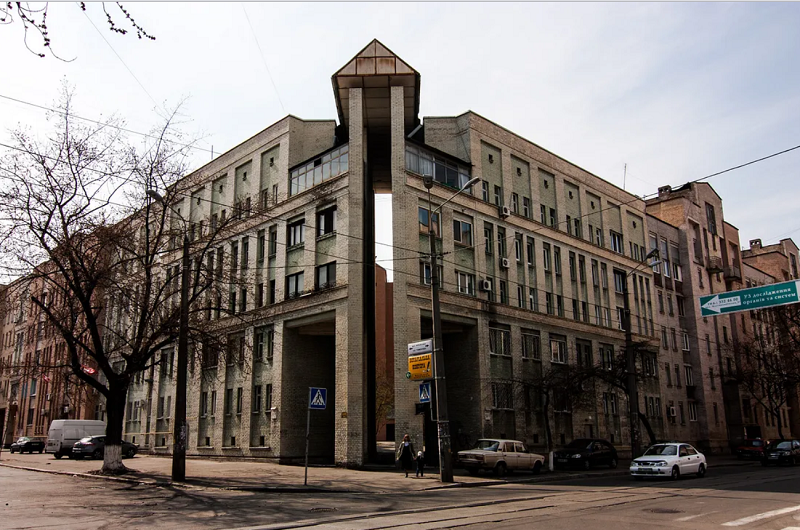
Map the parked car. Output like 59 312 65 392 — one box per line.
72 436 139 459
737 439 769 460
457 439 545 476
46 419 107 459
9 436 46 454
630 442 706 480
554 438 618 470
761 439 800 466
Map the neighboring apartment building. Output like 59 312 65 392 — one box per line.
0 276 98 446
646 182 736 453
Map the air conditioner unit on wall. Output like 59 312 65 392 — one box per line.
500 258 511 269
480 279 492 292
499 206 511 218
668 406 677 417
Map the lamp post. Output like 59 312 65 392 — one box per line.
146 189 190 482
623 248 660 459
424 175 480 484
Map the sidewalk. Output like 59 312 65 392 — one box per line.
0 452 754 493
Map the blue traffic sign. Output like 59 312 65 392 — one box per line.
419 382 431 403
309 387 327 410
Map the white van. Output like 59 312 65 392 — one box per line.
46 420 106 459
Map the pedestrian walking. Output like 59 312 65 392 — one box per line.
396 433 414 478
415 450 425 478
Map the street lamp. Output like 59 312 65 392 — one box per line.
146 189 190 482
424 175 480 483
623 247 660 459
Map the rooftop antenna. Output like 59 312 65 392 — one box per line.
623 163 627 190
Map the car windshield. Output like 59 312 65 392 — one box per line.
78 436 95 443
565 439 592 450
474 440 500 452
16 437 30 443
744 440 764 447
768 441 792 450
643 444 677 456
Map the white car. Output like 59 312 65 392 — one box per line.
630 442 707 480
457 439 545 476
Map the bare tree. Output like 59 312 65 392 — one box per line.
1 2 155 59
0 87 239 473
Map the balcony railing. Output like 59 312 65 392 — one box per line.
724 265 742 281
707 256 724 273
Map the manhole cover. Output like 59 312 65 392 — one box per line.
309 507 338 513
647 508 682 514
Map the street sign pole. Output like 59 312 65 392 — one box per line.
304 397 311 486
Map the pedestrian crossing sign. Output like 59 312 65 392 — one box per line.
309 387 327 410
419 382 431 403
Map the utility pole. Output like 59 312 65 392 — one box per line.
171 233 190 482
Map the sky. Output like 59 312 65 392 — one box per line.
2 2 800 282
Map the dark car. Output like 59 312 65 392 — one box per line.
9 436 46 454
762 439 800 466
737 439 769 460
72 436 138 459
553 438 618 470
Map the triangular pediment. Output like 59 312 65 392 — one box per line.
334 39 418 79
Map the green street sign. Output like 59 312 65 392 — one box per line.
700 280 800 316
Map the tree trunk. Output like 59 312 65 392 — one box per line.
102 384 128 474
637 412 657 446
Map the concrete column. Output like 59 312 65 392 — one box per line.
269 320 285 454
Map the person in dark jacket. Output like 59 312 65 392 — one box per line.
396 433 414 477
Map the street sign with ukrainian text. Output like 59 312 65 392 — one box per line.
407 353 433 381
700 280 800 317
407 339 433 356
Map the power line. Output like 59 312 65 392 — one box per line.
240 4 286 114
0 93 215 155
82 10 161 114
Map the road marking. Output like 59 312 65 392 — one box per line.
676 511 717 522
722 505 800 526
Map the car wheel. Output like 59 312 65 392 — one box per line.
696 464 706 478
609 457 618 469
633 476 643 481
8 448 14 454
125 449 136 459
73 454 82 460
494 462 507 477
93 449 103 460
670 466 680 480
583 460 591 471
533 461 542 475
54 453 63 460
466 468 479 476
39 449 43 454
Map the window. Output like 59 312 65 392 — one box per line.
610 231 623 253
613 270 626 293
257 230 266 264
287 219 305 247
236 387 243 415
610 393 618 415
522 331 541 360
658 291 664 313
316 262 336 290
526 237 535 265
453 219 473 245
688 402 698 422
677 295 685 316
253 385 262 413
290 144 349 196
456 271 476 296
517 285 525 308
494 185 502 206
661 239 671 278
556 295 564 317
489 327 511 356
286 272 304 299
574 218 582 238
543 243 551 272
569 252 576 280
522 197 531 218
649 233 660 273
481 180 489 202
545 292 553 315
596 227 603 245
540 204 547 224
241 237 249 270
529 288 538 312
670 328 677 350
492 382 513 409
317 206 337 237
665 362 672 386
661 326 668 348
578 255 586 283
616 307 625 330
418 207 440 237
553 246 561 275
572 299 579 321
685 365 694 386
265 384 273 410
705 203 717 235
511 193 519 213
549 207 556 227
420 261 443 288
667 294 673 315
591 260 599 286
550 336 567 363
225 388 233 415
200 392 209 416
566 215 572 235
499 280 508 304
268 226 277 256
211 391 217 416
682 331 690 351
675 364 681 387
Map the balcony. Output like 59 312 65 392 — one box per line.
706 256 724 273
724 265 742 281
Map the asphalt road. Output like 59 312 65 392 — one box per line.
2 461 800 529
